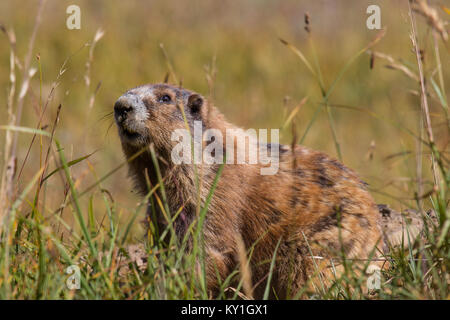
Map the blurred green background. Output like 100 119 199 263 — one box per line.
0 0 448 239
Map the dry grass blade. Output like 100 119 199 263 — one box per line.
0 0 46 229
411 0 448 41
224 287 252 300
235 233 254 299
368 51 419 82
160 43 178 85
279 38 317 80
11 0 47 158
409 1 440 185
0 27 17 229
281 97 308 131
85 28 105 88
0 24 21 228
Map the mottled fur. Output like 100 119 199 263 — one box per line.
114 83 383 298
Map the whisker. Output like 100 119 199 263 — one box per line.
98 111 114 123
104 120 115 139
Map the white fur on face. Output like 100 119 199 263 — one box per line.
119 84 156 123
129 85 155 100
118 92 149 122
115 87 154 147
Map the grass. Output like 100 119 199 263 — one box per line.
0 0 448 299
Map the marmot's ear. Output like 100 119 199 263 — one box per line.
187 94 203 113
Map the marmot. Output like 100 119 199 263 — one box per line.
114 83 383 298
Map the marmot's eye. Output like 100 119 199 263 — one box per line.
159 94 171 103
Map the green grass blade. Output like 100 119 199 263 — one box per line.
55 139 97 257
263 238 281 300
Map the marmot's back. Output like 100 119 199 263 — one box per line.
208 144 383 297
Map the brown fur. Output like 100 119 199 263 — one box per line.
114 83 383 298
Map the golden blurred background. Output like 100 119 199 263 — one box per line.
0 0 448 239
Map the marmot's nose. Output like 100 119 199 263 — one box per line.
114 98 133 123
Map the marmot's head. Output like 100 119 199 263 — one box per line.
114 83 205 150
